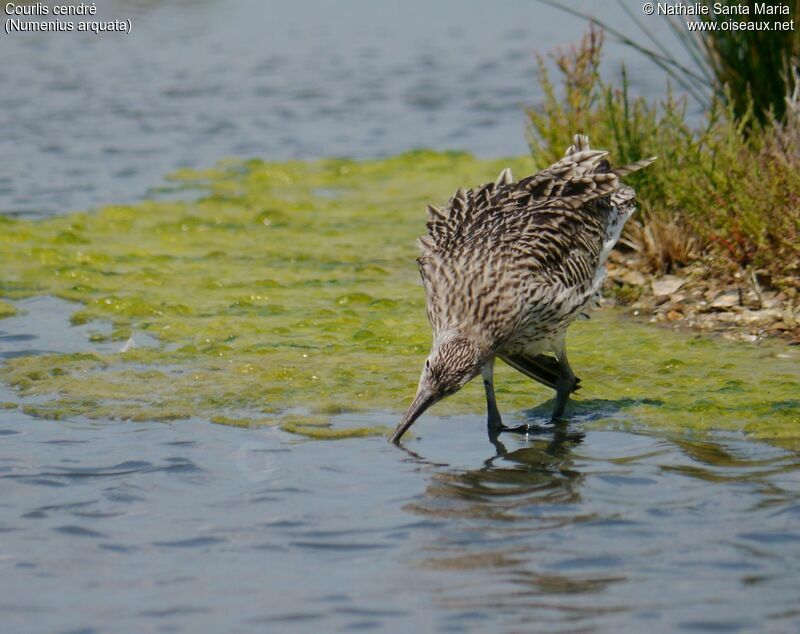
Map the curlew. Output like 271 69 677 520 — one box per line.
390 134 655 443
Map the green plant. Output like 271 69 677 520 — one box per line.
691 0 799 124
538 0 800 125
527 28 800 289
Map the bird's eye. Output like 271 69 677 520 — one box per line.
425 359 430 369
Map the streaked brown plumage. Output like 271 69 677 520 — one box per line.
391 134 656 443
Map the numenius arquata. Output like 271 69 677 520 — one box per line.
390 134 656 443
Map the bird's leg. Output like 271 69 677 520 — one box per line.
552 337 577 421
481 358 503 431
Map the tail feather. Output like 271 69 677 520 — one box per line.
499 353 581 392
615 156 657 177
495 167 513 187
565 133 592 155
564 133 657 177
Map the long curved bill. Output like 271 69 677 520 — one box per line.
390 388 436 444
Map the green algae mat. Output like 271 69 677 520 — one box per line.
1 152 798 444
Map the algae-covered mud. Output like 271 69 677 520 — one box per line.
1 153 798 443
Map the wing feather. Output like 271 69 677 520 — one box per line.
416 134 655 337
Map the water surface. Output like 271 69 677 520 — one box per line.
1 408 799 633
0 0 688 217
1 279 799 632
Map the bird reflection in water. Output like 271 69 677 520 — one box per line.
399 422 622 613
403 421 587 522
395 421 800 622
487 419 585 465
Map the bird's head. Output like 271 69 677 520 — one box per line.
390 335 483 443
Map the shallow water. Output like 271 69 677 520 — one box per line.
0 0 689 217
1 153 798 634
2 2 799 631
1 286 800 631
2 409 799 633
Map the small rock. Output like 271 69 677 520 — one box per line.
761 307 784 319
741 308 784 324
739 310 762 325
620 270 646 286
711 290 740 309
728 331 760 343
666 310 683 321
651 275 686 298
761 295 780 309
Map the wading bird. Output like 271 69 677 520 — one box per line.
391 135 655 443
